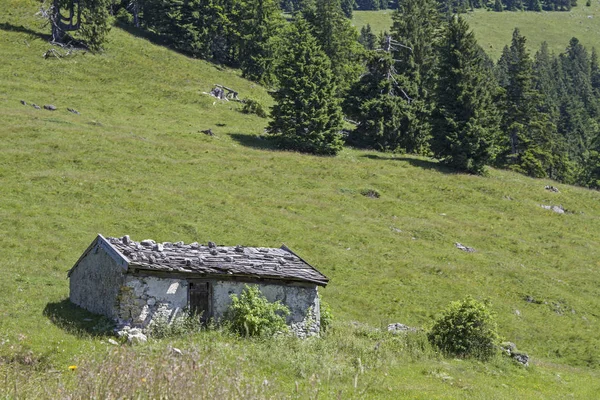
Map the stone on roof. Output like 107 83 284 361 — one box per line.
103 235 328 286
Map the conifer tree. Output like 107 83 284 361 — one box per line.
344 50 414 151
49 0 111 51
358 24 378 50
390 0 441 154
591 48 600 94
498 28 555 177
302 0 363 96
236 0 285 84
267 19 344 155
431 16 499 174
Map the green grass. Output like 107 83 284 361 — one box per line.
353 4 600 59
2 0 600 397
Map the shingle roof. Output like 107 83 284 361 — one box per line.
101 235 328 286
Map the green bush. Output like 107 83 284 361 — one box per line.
225 285 290 337
427 296 499 360
241 98 267 118
320 300 333 333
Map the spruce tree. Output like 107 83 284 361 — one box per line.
267 19 344 155
390 0 441 154
344 50 414 151
302 0 363 96
498 28 554 177
236 0 285 84
358 24 378 50
431 16 499 174
591 48 600 94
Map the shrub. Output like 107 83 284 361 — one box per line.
427 296 499 360
225 285 290 337
241 98 267 118
320 300 333 333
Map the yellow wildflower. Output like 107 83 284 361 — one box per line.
68 365 77 371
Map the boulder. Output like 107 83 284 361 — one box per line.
387 323 418 334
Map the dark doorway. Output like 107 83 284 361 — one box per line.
189 281 211 323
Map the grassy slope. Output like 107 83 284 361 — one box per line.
353 4 600 59
2 0 600 397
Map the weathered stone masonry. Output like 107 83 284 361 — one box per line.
69 234 328 336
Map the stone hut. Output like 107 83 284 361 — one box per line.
68 234 328 336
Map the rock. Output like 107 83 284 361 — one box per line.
455 242 475 252
541 205 564 214
201 128 214 136
122 235 131 245
141 239 155 247
545 185 560 193
500 342 529 366
67 107 80 115
20 100 27 105
107 338 119 346
153 243 164 252
127 331 147 344
511 351 529 366
147 298 156 306
208 241 216 248
390 227 402 233
387 323 418 334
32 104 41 109
500 342 517 355
43 104 57 111
171 347 183 356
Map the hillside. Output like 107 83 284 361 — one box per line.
2 0 600 397
353 5 600 59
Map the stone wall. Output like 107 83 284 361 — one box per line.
211 280 321 336
69 244 126 319
117 276 188 327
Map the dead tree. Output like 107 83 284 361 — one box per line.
376 35 413 103
39 0 82 44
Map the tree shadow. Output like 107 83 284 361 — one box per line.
115 22 228 71
116 21 173 50
0 22 51 41
43 299 115 337
230 133 278 151
360 153 457 174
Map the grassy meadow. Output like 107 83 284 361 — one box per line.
2 0 600 397
353 3 600 59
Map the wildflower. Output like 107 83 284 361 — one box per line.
141 377 147 382
68 365 77 371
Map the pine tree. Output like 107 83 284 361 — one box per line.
390 0 441 154
341 0 356 17
302 0 363 96
267 19 344 155
236 0 285 84
556 38 599 164
494 0 504 11
431 16 499 174
499 28 558 178
344 50 414 151
358 24 378 50
591 48 600 94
